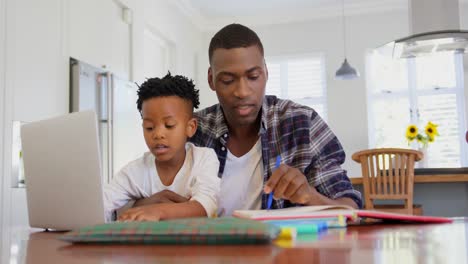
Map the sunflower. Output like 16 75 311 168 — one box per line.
427 121 438 128
406 125 418 140
405 121 439 147
425 122 439 138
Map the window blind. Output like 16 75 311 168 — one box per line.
266 55 327 120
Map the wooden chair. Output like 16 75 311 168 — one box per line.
352 148 424 215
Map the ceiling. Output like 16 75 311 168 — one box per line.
189 0 339 18
173 0 407 30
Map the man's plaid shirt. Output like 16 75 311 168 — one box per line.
190 95 362 209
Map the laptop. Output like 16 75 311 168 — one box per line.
21 110 106 230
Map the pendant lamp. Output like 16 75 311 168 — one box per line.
335 0 359 80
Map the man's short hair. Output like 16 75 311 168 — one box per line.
208 23 264 64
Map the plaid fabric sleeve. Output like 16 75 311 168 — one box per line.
307 112 363 209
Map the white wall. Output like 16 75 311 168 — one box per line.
197 32 217 109
9 0 68 123
197 10 410 177
0 0 202 236
69 0 132 79
2 0 69 239
141 0 202 83
0 0 6 260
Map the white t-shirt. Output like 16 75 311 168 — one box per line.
218 139 264 216
104 142 220 221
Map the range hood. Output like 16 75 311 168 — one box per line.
376 0 468 58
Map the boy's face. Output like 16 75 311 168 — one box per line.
141 96 197 163
208 45 267 128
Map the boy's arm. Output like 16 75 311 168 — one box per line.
121 147 221 221
118 200 206 221
104 168 143 221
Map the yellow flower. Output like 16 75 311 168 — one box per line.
406 125 418 140
425 122 439 138
404 121 440 147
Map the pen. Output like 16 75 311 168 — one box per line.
267 155 281 210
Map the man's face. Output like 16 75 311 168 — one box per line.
208 46 267 127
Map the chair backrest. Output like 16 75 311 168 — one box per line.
352 148 423 214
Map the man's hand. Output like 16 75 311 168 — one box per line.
264 164 319 205
118 204 163 221
264 164 358 208
133 190 189 207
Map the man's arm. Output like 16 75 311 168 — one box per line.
118 200 207 221
264 107 362 209
133 190 189 207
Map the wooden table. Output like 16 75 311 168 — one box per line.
5 219 467 263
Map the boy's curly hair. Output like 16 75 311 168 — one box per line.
136 72 200 114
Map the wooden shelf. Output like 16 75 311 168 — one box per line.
351 174 468 185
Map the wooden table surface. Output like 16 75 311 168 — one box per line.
5 219 467 264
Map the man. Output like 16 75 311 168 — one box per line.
190 23 361 216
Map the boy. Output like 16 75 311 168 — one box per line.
104 72 220 221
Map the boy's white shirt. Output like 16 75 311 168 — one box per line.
104 142 220 221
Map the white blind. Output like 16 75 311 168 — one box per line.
287 59 324 99
266 55 327 120
267 62 281 95
418 94 461 167
371 97 411 148
367 52 467 167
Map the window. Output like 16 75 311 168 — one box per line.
367 51 467 167
266 54 327 120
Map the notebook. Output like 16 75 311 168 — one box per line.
233 205 453 224
59 217 281 245
21 110 106 230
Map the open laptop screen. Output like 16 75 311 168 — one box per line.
21 110 106 230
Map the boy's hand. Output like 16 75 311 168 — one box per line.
133 190 189 207
118 205 164 221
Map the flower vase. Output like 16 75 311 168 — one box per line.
418 145 429 168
